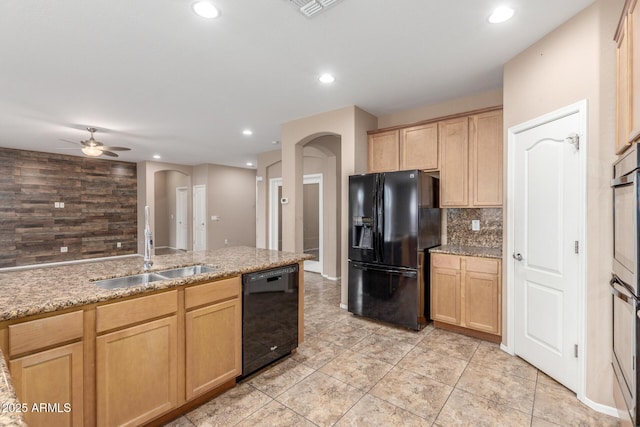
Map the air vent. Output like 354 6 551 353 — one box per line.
289 0 343 17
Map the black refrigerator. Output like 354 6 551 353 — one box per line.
348 170 441 330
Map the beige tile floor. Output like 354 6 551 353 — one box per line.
166 273 620 427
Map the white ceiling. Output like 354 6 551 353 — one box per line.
0 0 595 168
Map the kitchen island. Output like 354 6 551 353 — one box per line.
0 246 311 427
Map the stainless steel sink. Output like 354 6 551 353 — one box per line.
156 265 217 279
93 273 167 290
92 265 217 289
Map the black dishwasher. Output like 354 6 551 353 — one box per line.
241 264 299 377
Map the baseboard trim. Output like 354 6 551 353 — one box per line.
340 303 348 310
500 343 514 355
578 395 619 418
321 274 341 281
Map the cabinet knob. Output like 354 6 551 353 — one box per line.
512 253 523 261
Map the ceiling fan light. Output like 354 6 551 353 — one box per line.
82 146 102 157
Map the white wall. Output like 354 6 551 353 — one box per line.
503 0 623 407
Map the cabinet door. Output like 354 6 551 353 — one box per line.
630 0 640 142
470 111 503 207
439 117 469 207
431 267 462 325
368 130 399 173
464 271 501 334
10 342 83 427
400 123 438 171
617 15 632 154
185 298 241 400
96 316 178 427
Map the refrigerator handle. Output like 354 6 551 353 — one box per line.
377 174 385 262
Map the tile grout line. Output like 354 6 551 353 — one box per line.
530 369 539 427
430 339 480 424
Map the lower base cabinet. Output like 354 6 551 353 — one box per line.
10 342 84 427
185 298 241 399
96 315 178 427
431 253 502 338
2 275 246 426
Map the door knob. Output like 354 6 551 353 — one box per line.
513 253 523 261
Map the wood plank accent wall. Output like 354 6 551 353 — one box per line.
0 147 137 267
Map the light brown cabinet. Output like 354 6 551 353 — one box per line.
439 117 469 207
367 108 503 208
0 273 266 426
368 124 439 173
431 253 502 340
368 130 400 173
95 291 178 427
470 110 503 207
400 123 439 171
185 277 241 400
616 0 640 154
440 111 503 208
431 255 462 325
617 13 632 154
8 311 84 427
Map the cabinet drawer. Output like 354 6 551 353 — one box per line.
9 310 83 357
465 257 499 274
97 290 178 333
432 254 460 270
185 276 240 310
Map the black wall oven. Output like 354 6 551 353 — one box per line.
612 144 640 425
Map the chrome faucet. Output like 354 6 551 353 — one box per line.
143 205 153 271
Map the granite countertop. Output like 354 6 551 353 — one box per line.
0 350 26 426
429 244 503 259
0 246 310 425
0 246 312 323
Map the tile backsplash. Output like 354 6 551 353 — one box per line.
446 208 502 248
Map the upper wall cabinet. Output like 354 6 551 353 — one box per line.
367 107 503 208
470 110 503 207
400 123 439 171
439 117 469 207
617 13 632 154
440 110 503 208
617 0 640 154
368 130 400 173
368 124 439 173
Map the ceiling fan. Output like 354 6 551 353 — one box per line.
60 127 131 158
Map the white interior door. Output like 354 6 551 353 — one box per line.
193 185 206 251
303 174 323 274
510 104 584 392
269 178 282 251
176 187 188 250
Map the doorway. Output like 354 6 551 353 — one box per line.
269 174 323 274
176 187 188 250
507 100 587 396
193 185 206 251
302 174 323 273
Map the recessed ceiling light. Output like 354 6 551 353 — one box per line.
192 1 220 19
242 129 253 136
319 73 335 84
488 6 514 23
246 162 254 167
153 154 161 159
